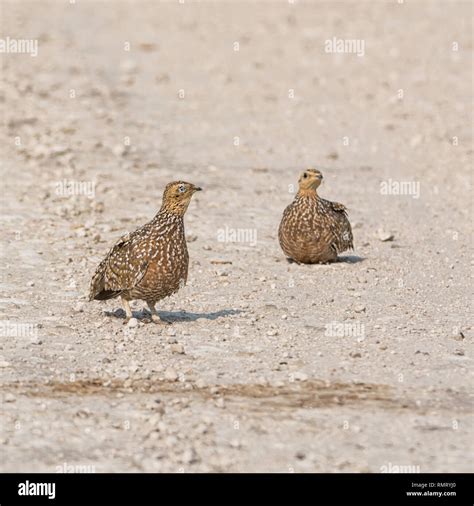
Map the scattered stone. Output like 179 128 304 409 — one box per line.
170 343 185 354
376 229 394 242
292 372 308 382
349 352 362 358
0 361 12 368
50 145 69 157
156 421 167 432
181 448 199 464
127 318 138 328
410 134 423 147
195 379 206 389
73 302 85 313
215 397 225 408
5 393 16 403
112 144 127 157
119 59 138 73
164 368 179 381
453 349 465 356
452 332 465 341
354 304 366 313
193 423 208 435
229 439 241 449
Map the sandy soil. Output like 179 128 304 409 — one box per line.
0 0 472 473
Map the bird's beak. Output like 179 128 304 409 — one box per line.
194 186 202 192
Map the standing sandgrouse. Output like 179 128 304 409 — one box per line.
89 181 202 323
278 169 353 264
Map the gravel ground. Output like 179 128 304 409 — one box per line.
0 1 472 473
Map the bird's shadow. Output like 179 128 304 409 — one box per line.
286 255 365 265
336 255 365 264
158 309 242 323
105 308 242 323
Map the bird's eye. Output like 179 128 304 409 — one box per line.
178 184 186 193
303 173 308 179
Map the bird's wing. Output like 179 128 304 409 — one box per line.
104 232 151 290
89 230 150 300
322 199 354 252
329 201 348 216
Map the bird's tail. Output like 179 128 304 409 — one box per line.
89 260 111 300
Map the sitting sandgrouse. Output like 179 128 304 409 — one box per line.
278 169 353 264
89 181 202 323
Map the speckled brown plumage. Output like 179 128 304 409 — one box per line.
89 181 202 323
278 169 353 264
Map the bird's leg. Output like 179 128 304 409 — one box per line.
146 301 167 324
121 296 133 324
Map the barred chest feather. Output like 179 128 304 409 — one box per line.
282 195 329 236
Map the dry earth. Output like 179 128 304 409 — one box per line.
0 1 472 472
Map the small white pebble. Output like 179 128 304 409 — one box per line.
164 368 179 381
127 318 138 328
292 372 308 382
170 344 185 354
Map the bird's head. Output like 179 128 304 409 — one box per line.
298 168 323 193
161 181 202 215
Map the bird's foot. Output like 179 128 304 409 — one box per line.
142 315 170 325
152 314 172 325
122 318 130 325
